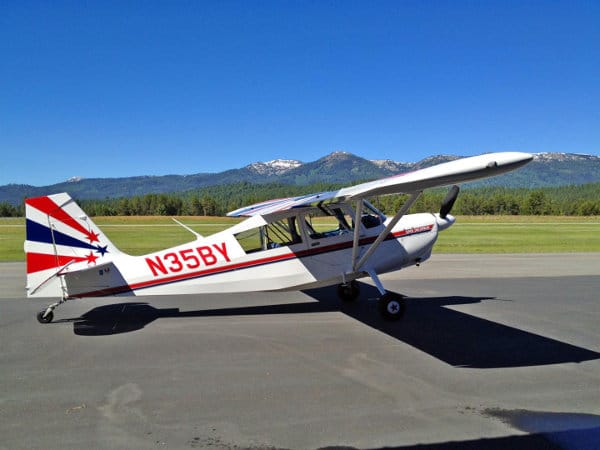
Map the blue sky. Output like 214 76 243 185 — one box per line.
1 1 599 186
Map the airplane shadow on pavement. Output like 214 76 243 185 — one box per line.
57 282 600 369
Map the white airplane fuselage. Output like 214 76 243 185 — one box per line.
59 211 449 299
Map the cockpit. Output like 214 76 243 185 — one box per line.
233 200 386 254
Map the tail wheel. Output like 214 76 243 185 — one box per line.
338 280 360 302
36 311 54 324
378 292 405 321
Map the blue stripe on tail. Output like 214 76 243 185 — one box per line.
26 219 99 251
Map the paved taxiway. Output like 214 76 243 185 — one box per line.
1 254 599 449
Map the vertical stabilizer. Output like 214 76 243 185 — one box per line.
24 193 121 297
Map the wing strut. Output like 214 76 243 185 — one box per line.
352 192 421 272
350 199 364 268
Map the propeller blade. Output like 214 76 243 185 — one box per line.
440 185 460 219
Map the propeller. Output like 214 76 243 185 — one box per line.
439 185 460 219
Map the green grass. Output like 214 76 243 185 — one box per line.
2 215 599 262
96 216 241 255
0 218 25 263
435 221 600 253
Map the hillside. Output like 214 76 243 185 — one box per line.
1 151 599 205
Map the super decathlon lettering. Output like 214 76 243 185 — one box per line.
403 225 433 234
145 243 231 277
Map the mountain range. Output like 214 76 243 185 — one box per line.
2 151 599 205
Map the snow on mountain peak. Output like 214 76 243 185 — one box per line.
533 152 598 162
247 159 303 175
370 159 407 171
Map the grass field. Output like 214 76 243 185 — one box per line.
1 215 599 262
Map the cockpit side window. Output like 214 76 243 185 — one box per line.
305 205 355 239
234 228 263 253
361 200 386 229
265 217 302 248
234 217 302 253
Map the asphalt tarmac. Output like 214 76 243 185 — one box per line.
1 254 599 449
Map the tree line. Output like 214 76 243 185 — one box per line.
2 182 600 217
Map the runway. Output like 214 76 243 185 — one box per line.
1 254 599 449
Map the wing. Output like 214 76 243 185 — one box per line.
337 152 533 199
227 191 340 217
227 152 533 217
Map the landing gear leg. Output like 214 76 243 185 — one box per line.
36 298 66 324
367 269 406 321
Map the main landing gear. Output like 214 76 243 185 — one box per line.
378 292 406 321
337 273 406 321
338 280 360 302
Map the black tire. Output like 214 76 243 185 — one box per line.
337 280 360 302
36 311 53 324
378 293 405 321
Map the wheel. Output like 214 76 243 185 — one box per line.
36 310 54 324
338 280 360 302
378 293 405 321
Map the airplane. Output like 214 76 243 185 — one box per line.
25 152 533 324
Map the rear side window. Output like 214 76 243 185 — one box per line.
234 218 302 253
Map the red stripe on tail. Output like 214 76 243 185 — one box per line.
26 252 87 274
26 196 99 243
